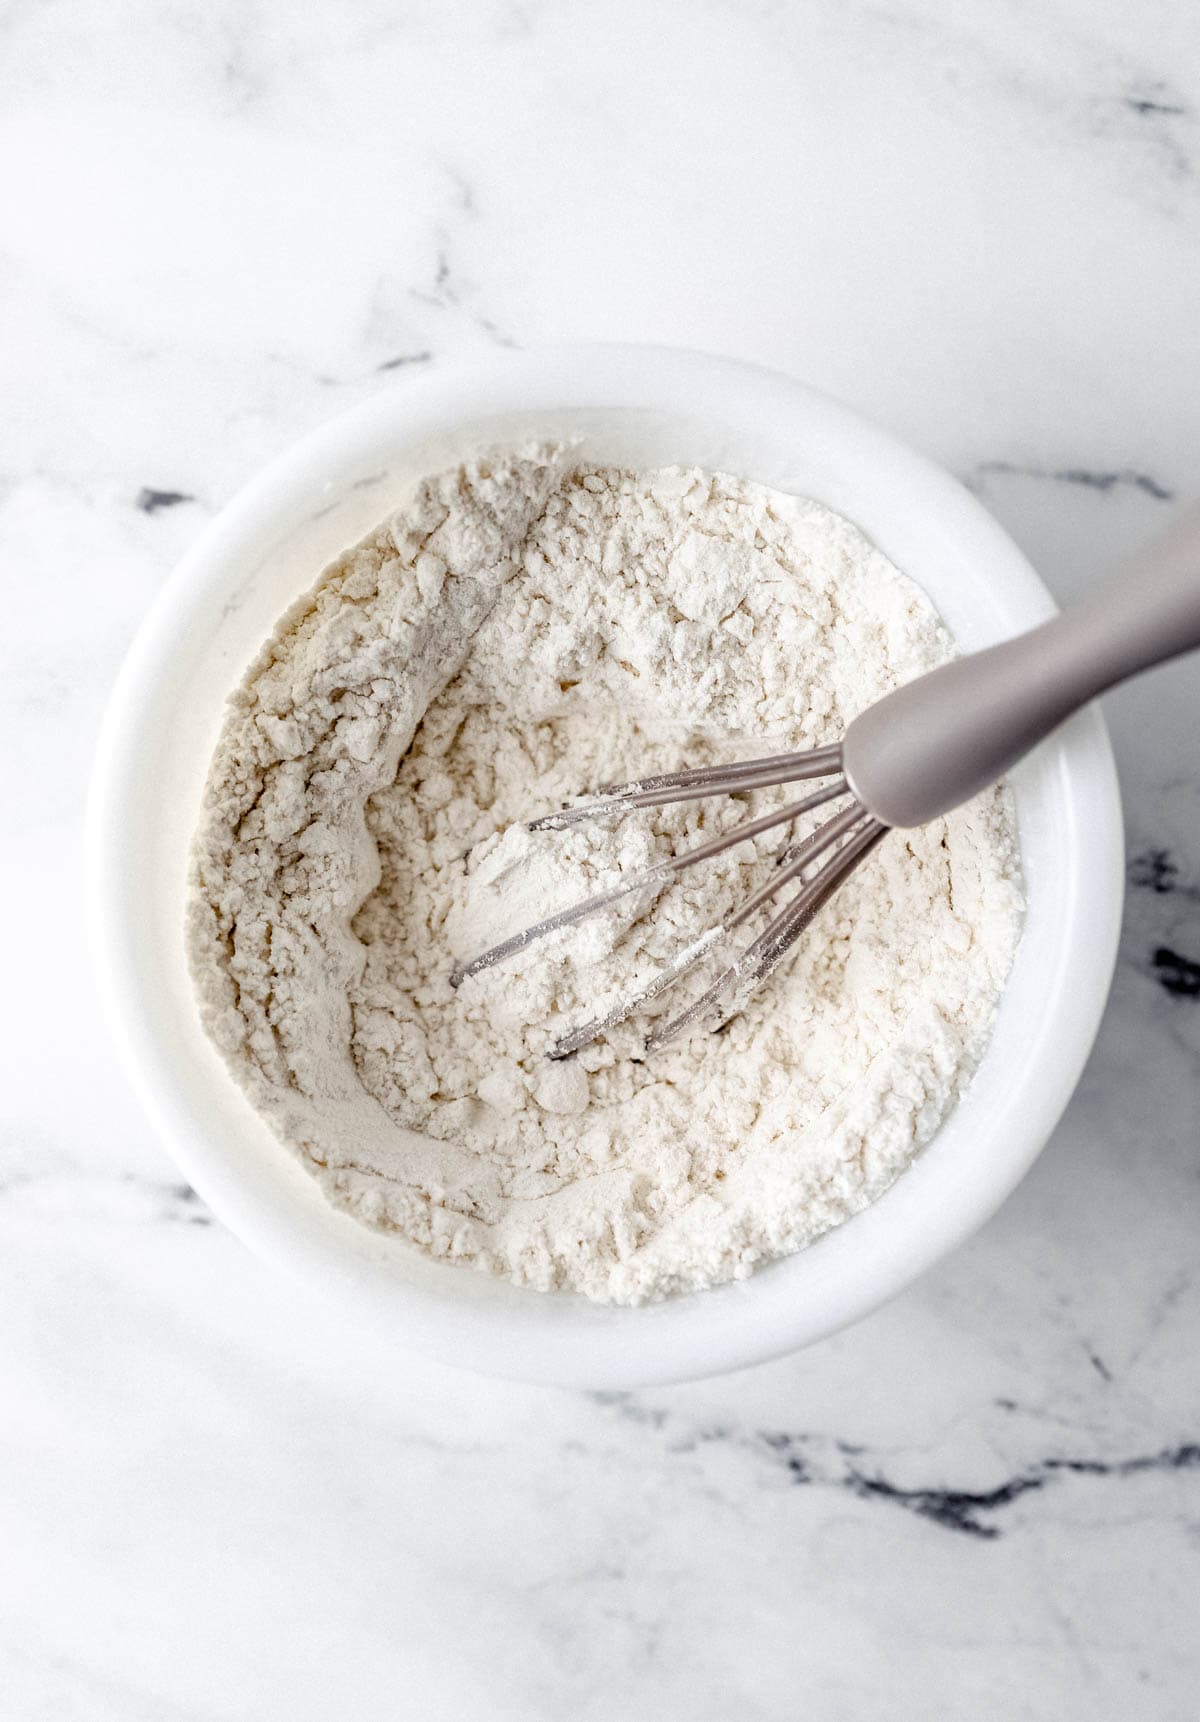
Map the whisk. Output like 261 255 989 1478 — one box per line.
452 509 1200 1054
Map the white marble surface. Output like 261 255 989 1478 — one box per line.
3 1 1200 1715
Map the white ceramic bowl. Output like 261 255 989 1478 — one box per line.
86 345 1123 1388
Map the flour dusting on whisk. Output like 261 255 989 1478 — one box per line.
189 449 1022 1304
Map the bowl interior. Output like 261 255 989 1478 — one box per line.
89 349 1122 1387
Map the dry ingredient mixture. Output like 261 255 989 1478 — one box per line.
189 447 1023 1303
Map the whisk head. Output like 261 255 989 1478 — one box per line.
449 743 888 1053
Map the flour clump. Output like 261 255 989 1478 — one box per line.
188 448 1022 1303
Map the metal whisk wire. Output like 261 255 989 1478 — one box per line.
450 744 887 1053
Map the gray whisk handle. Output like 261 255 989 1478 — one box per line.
843 507 1200 829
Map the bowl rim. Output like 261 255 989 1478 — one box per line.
85 342 1124 1386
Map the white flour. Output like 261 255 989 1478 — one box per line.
189 448 1022 1303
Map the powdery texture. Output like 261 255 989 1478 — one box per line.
189 449 1023 1304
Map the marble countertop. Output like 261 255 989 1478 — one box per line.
3 1 1199 1716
